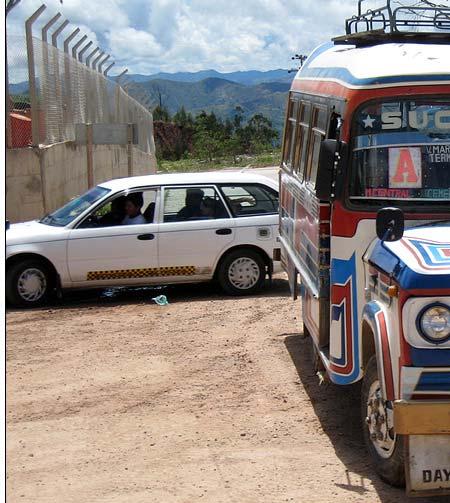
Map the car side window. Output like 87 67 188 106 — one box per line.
78 189 157 228
220 184 278 217
163 186 229 222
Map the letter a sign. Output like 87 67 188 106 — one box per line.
389 147 422 188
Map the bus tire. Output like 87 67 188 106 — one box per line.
361 355 405 487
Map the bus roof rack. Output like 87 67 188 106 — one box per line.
333 0 450 46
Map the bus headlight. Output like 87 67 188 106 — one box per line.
417 304 450 344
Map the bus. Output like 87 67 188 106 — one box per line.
279 1 450 496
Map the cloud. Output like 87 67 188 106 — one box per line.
7 0 358 77
108 28 161 58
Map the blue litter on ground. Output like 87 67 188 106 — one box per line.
152 295 169 306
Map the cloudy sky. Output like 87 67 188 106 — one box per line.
7 0 368 79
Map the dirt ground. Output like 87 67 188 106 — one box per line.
6 276 444 503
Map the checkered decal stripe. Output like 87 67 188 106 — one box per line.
87 266 196 281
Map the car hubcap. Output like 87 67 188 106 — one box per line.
228 257 260 290
17 268 47 302
366 379 396 458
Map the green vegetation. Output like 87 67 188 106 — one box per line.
135 77 289 133
155 105 281 172
10 94 30 106
158 150 281 173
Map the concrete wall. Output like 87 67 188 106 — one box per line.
6 148 45 222
6 142 156 223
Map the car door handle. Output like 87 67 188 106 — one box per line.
216 228 232 235
137 233 155 241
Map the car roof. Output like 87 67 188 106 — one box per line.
98 170 279 192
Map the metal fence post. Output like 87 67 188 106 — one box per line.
86 123 94 187
103 62 115 76
42 12 61 42
51 19 69 48
71 34 87 59
6 33 12 148
98 54 110 73
92 51 104 71
41 12 63 144
63 29 80 138
116 69 128 123
78 40 93 62
127 122 134 176
25 4 47 146
85 47 99 68
51 19 69 142
63 28 80 53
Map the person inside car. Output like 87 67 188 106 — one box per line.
201 196 230 219
201 196 218 218
177 188 204 220
98 196 126 226
122 193 146 225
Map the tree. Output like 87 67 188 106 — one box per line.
233 106 244 130
173 106 193 128
153 105 171 122
193 111 228 161
155 104 279 162
246 114 278 151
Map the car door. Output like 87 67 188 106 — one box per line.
158 185 235 280
219 182 280 255
66 188 160 285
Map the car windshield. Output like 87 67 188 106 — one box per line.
40 186 110 227
350 98 450 204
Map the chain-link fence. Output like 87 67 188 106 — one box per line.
32 38 153 152
6 35 33 148
6 5 157 224
7 34 154 153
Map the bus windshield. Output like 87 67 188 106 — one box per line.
350 98 450 203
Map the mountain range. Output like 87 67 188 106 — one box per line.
123 68 292 86
10 69 294 133
128 76 290 133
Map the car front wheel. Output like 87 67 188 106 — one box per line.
217 249 266 296
361 355 405 487
6 259 52 308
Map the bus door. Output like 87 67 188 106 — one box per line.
299 104 337 350
281 95 333 349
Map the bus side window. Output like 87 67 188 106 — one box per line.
328 112 342 140
293 101 312 181
282 97 299 171
306 106 327 189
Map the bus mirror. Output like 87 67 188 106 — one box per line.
316 139 346 201
376 207 404 242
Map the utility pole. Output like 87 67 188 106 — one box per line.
288 54 308 73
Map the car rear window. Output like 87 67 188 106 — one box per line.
219 184 278 217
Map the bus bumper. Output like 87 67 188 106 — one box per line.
394 400 450 497
394 400 450 435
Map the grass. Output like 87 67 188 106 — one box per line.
157 150 281 173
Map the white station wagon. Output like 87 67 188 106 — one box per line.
6 172 280 307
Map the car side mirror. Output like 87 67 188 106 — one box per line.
316 139 347 201
6 220 10 231
376 207 404 242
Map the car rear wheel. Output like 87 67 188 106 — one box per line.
6 259 52 308
217 249 266 296
361 355 405 487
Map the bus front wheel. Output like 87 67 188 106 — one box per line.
361 355 405 487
